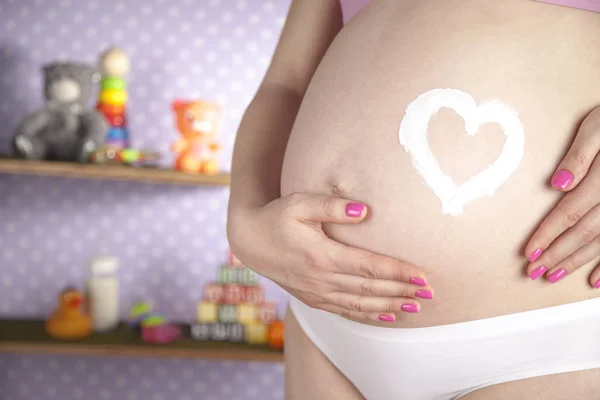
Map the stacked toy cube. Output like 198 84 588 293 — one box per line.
96 47 130 149
192 252 278 345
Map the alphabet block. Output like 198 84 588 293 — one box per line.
257 302 278 324
190 323 213 341
218 265 238 284
228 323 245 342
243 285 264 305
218 304 238 323
237 303 257 325
197 301 218 323
245 322 268 345
203 282 223 303
237 267 260 285
223 284 243 304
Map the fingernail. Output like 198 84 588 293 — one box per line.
415 290 433 300
551 169 574 190
547 268 567 284
345 202 365 217
409 277 427 287
401 303 419 313
379 314 395 322
529 265 548 280
528 248 543 262
594 279 600 289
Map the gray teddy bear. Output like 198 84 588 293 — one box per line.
12 62 108 163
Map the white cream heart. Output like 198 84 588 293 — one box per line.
399 88 525 216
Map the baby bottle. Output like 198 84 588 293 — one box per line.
87 250 120 332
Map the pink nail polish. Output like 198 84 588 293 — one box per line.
551 170 574 190
345 203 365 217
528 248 543 262
379 315 395 322
529 265 548 280
409 277 427 287
547 268 567 284
415 290 433 299
594 279 600 289
401 304 419 313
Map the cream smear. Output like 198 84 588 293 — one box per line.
398 89 525 216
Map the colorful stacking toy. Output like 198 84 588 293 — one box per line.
96 47 130 148
192 251 283 348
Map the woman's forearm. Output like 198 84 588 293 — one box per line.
228 0 343 212
228 83 303 211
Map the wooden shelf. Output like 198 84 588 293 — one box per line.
0 319 283 363
0 158 230 186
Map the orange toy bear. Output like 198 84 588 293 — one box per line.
171 99 222 175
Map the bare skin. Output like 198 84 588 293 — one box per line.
230 0 600 398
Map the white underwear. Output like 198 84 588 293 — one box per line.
289 296 600 399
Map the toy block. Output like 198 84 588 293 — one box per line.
211 323 230 341
237 303 257 325
243 285 264 305
228 323 245 343
257 302 278 324
218 304 238 323
204 282 223 303
238 267 260 285
223 284 243 304
228 251 244 268
190 323 213 340
245 322 268 345
218 265 238 284
197 301 218 323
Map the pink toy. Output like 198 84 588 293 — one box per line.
243 285 264 305
141 324 182 344
204 282 224 303
223 284 243 304
257 302 278 324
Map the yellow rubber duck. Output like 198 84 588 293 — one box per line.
45 287 93 340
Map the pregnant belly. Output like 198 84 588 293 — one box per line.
280 0 600 328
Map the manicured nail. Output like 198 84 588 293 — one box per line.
415 290 433 300
379 314 395 322
528 248 543 262
551 169 574 190
345 203 365 217
401 303 419 313
594 279 600 289
529 265 548 280
409 277 427 287
547 268 567 284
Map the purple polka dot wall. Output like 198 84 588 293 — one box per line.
0 1 290 399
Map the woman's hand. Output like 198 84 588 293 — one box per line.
228 193 434 323
525 107 600 288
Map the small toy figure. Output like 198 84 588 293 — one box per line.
12 62 108 162
171 99 222 175
128 300 153 330
141 323 182 344
96 47 131 148
45 287 93 340
87 145 161 166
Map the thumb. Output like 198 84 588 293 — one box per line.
286 193 368 223
551 108 600 191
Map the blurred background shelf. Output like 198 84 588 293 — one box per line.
0 157 231 186
0 319 283 363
